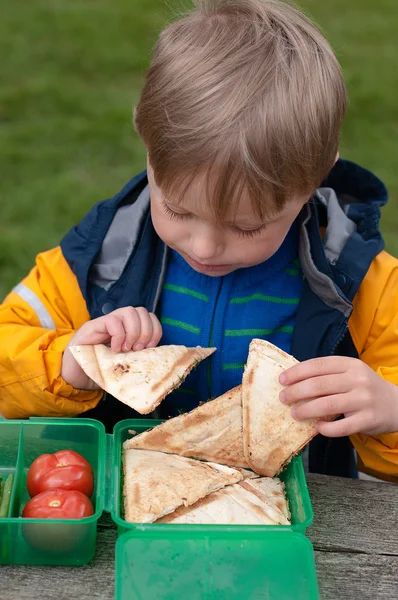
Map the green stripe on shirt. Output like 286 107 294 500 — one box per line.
222 363 246 370
163 283 209 302
284 267 300 276
160 317 201 334
230 293 300 305
225 326 294 336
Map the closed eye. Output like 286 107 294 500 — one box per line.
161 200 191 221
230 224 267 238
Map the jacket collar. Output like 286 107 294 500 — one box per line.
299 159 386 313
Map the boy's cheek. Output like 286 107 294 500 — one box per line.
240 234 288 266
150 207 180 245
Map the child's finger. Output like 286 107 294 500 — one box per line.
121 308 142 351
147 313 162 347
290 392 353 421
133 307 155 350
279 356 349 385
315 414 366 438
280 374 349 405
106 315 128 353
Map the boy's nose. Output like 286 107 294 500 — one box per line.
190 234 221 262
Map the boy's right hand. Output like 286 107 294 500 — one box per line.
61 307 162 390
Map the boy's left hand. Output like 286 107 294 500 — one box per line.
279 356 398 437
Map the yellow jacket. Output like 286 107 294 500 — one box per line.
0 245 398 480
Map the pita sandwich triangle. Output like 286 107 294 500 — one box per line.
69 343 215 415
123 385 249 468
123 449 243 523
157 477 291 525
242 339 318 477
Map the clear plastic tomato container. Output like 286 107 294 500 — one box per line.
0 418 105 566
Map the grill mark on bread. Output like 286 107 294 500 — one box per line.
136 427 172 448
264 446 286 476
245 367 254 388
132 483 140 505
114 363 130 375
246 499 275 522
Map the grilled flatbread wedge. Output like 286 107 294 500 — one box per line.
239 477 291 522
157 477 290 525
69 343 215 414
123 386 249 467
242 339 317 477
123 449 243 523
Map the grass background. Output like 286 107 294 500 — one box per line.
1 0 397 300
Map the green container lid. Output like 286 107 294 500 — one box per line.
115 529 319 600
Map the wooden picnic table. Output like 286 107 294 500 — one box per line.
2 474 397 599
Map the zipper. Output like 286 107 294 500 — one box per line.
330 323 349 355
207 323 214 398
206 279 223 399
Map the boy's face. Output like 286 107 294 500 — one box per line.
148 161 308 276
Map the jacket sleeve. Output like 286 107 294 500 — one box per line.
0 247 103 418
349 251 398 481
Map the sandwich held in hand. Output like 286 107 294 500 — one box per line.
242 339 318 477
124 385 249 468
69 343 215 414
123 449 243 523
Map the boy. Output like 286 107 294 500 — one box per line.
1 0 397 481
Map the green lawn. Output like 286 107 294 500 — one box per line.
1 0 397 300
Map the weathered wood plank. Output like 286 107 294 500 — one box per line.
307 474 398 555
315 551 398 599
0 527 117 600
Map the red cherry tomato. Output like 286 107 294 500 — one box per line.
22 489 94 519
22 489 94 553
27 450 94 498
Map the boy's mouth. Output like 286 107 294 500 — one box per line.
183 253 233 273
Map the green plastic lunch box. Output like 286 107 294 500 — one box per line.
0 417 320 599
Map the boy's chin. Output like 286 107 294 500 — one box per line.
191 265 236 277
180 252 238 276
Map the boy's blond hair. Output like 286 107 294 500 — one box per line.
135 0 347 219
